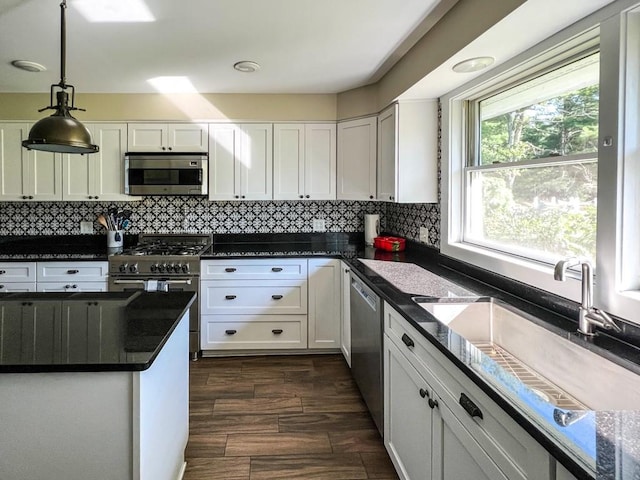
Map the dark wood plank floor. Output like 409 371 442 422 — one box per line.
185 354 399 480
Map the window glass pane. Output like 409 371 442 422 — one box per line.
479 54 599 165
466 161 597 263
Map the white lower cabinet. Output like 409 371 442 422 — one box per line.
0 262 37 292
340 261 351 366
384 301 552 480
36 261 108 292
308 258 341 349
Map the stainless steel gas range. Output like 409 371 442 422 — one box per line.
108 233 212 360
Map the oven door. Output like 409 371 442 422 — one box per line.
124 154 208 195
109 276 200 358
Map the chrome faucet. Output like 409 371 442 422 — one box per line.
554 257 622 336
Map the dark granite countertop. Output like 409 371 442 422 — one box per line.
0 234 138 261
0 291 195 373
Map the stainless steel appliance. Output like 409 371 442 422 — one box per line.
108 233 212 360
124 152 208 195
350 271 383 436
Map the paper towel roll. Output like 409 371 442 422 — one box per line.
365 214 380 245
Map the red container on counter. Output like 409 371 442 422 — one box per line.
373 236 406 252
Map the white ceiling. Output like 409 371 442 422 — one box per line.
0 0 622 98
0 0 446 94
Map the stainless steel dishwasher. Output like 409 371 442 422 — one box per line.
350 271 383 436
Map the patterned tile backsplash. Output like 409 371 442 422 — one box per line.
0 198 440 248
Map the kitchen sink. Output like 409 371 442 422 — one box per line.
414 297 640 410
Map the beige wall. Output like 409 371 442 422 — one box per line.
0 93 338 122
337 0 526 120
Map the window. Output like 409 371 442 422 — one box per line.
441 2 640 324
465 53 599 265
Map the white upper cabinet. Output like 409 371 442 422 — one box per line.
377 100 438 203
273 123 336 200
337 116 377 201
208 123 273 201
64 123 136 201
127 123 209 152
0 123 63 201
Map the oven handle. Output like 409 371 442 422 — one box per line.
112 279 193 285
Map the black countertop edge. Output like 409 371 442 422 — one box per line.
0 234 138 258
212 232 363 245
0 291 196 374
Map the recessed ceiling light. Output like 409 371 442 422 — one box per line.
452 56 495 73
11 60 47 72
233 61 260 73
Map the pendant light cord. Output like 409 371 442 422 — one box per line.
59 0 66 88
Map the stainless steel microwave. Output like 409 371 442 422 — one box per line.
124 152 208 195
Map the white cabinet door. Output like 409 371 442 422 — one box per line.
127 123 168 151
36 282 108 293
377 101 439 203
304 124 336 200
238 123 273 200
337 117 377 200
377 105 397 201
63 148 93 200
168 123 208 152
0 123 30 200
385 337 435 480
340 261 351 366
29 149 63 201
208 124 239 200
89 123 133 201
433 394 509 480
273 124 304 200
308 258 341 349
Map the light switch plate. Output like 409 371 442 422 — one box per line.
312 218 326 232
419 226 429 243
80 221 93 234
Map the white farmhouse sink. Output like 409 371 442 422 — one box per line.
415 298 640 411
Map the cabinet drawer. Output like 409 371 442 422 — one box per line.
201 259 307 280
36 281 108 293
0 262 37 282
384 302 551 480
201 280 307 315
0 282 36 293
37 262 108 283
201 315 307 350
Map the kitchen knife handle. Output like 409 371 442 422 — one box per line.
401 333 415 348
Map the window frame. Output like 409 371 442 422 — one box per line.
441 1 640 311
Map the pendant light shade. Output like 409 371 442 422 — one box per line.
22 0 98 154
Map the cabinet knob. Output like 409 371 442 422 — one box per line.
272 329 283 335
22 195 28 199
305 195 310 198
401 333 415 349
419 388 429 399
0 270 5 275
344 268 350 273
168 147 172 151
67 269 79 274
271 294 283 300
29 196 34 199
389 196 392 200
162 146 166 151
428 398 439 409
0 285 4 289
225 295 237 300
369 195 374 199
271 267 283 272
225 329 237 335
241 195 246 199
299 195 304 199
94 196 99 199
235 195 240 199
459 393 483 419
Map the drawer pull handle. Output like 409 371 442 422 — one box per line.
224 268 237 272
428 398 439 409
271 267 283 272
272 329 283 335
459 393 483 420
0 285 4 289
67 269 79 274
271 294 283 300
419 388 429 399
401 333 414 348
225 329 237 335
225 295 237 300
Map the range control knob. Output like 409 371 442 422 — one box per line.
129 263 138 274
159 264 167 273
181 264 190 274
150 263 158 273
173 264 182 273
119 263 128 273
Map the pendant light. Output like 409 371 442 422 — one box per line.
22 0 98 154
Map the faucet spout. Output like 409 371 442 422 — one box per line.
553 257 582 281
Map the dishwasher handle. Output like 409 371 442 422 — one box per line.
351 277 378 311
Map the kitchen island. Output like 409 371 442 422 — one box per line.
0 291 195 480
